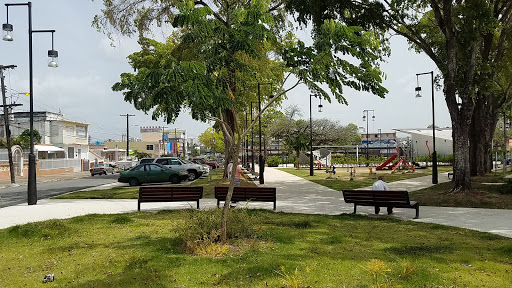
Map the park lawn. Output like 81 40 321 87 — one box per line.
410 173 512 209
0 210 510 287
279 166 454 191
53 170 256 200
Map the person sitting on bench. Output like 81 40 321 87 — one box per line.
372 175 394 215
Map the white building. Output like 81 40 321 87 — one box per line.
395 128 453 157
0 111 89 159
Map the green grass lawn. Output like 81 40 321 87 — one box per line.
1 210 511 287
411 174 512 209
53 170 256 200
279 166 454 190
281 166 512 209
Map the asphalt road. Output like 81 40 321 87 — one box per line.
0 174 119 208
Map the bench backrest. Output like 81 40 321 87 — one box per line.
215 186 276 201
342 189 411 205
139 186 203 201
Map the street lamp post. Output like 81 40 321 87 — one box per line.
415 71 438 184
309 94 323 176
246 109 249 168
250 102 255 173
3 2 58 205
362 110 375 163
257 82 273 184
378 128 382 157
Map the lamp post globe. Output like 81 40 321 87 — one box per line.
2 23 13 41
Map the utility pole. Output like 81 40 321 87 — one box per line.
120 114 135 159
161 126 167 156
1 65 18 185
504 112 507 174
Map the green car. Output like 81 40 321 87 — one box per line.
118 163 189 186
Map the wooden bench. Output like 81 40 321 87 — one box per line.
214 186 276 210
342 189 419 219
138 186 203 211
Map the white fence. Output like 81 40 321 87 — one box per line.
38 159 82 171
0 150 29 162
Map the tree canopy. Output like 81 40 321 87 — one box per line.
286 0 512 192
95 0 390 241
198 127 225 153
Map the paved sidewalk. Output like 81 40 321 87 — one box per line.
1 167 512 238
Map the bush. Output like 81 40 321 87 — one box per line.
179 208 260 256
438 154 454 164
267 156 281 167
500 180 512 195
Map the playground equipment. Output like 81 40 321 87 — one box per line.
375 147 415 173
376 154 397 170
325 165 336 179
391 157 415 173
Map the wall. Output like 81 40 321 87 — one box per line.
0 160 74 181
411 135 453 157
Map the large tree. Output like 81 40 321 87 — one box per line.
95 0 388 241
286 0 512 192
198 127 225 154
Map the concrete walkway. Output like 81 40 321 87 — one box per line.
1 167 512 238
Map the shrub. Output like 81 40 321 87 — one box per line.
500 180 512 195
267 156 281 167
179 208 260 256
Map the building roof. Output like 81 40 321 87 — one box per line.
34 144 65 152
394 128 452 141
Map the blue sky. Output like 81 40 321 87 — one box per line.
0 0 450 142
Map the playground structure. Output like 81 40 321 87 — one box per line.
376 146 415 173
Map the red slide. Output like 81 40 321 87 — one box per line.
376 154 398 170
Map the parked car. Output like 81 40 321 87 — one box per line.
90 163 115 176
183 159 210 176
118 163 188 186
189 157 220 169
139 157 204 181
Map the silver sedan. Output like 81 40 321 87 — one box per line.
90 163 115 176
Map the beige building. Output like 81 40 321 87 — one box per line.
140 126 188 157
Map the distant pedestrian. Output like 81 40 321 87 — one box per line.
227 160 233 181
372 175 394 215
234 159 246 187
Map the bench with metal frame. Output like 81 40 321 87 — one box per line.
214 186 276 210
342 189 419 219
138 186 203 211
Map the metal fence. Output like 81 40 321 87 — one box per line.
0 150 30 162
38 159 82 171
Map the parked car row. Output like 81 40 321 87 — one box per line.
118 163 189 186
189 157 220 169
139 157 208 181
112 156 222 186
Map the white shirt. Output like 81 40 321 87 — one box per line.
227 163 233 180
372 180 389 191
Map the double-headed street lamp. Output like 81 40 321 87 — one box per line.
309 94 323 176
415 71 438 184
3 2 58 205
362 110 375 162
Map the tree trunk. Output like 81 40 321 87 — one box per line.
220 136 241 243
469 97 489 176
452 118 472 192
221 108 236 178
470 95 498 176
